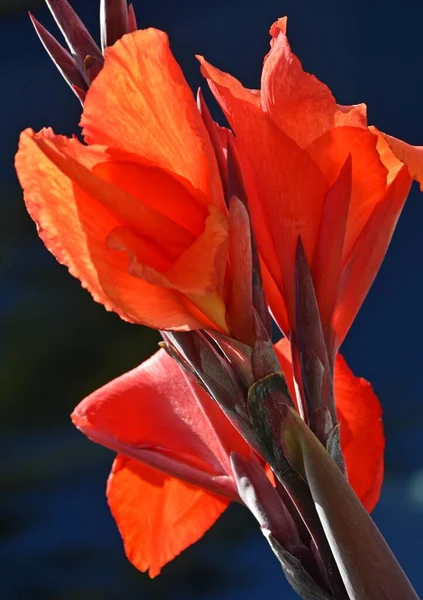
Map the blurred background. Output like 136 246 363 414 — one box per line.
2 0 423 598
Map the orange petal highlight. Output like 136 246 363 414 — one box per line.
380 132 423 190
261 18 367 148
107 455 229 577
274 338 384 510
123 207 230 332
164 207 228 296
82 29 224 210
369 126 404 185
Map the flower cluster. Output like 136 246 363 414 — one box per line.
16 1 422 598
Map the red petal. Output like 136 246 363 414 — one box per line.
199 56 328 329
122 207 230 333
312 156 352 331
261 18 367 148
274 338 384 510
82 29 224 210
333 165 412 346
107 455 229 577
381 132 423 190
15 128 223 331
307 126 388 262
334 354 384 512
93 157 208 237
369 126 404 185
72 349 250 488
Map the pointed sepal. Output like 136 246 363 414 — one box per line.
45 0 103 66
230 452 302 553
29 12 88 93
164 331 260 454
227 137 271 333
251 313 282 380
247 370 293 469
312 155 352 356
127 4 138 32
206 332 255 388
294 236 335 443
100 0 129 51
227 196 255 345
197 88 228 194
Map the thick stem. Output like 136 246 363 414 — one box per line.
282 405 419 600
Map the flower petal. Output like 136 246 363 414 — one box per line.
114 208 230 332
274 338 384 510
307 126 388 261
261 18 367 148
380 132 423 191
15 128 214 330
72 349 250 484
82 29 224 209
93 157 208 237
107 455 229 577
164 207 228 297
333 354 384 512
312 156 352 331
199 56 328 327
369 126 404 185
333 165 412 347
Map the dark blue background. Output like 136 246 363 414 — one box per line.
2 1 423 598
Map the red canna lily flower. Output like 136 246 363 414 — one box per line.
198 17 423 355
15 29 232 333
72 349 251 577
72 341 384 576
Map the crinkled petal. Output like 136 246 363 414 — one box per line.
369 126 404 185
380 131 423 191
15 128 215 330
107 455 229 577
261 18 367 148
274 338 384 510
82 29 224 209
